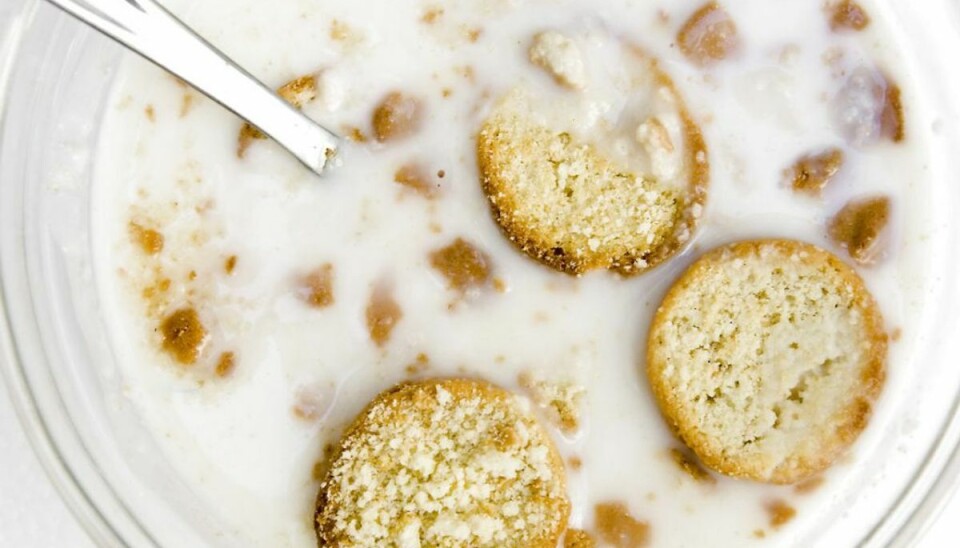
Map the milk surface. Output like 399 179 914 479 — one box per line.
92 0 934 545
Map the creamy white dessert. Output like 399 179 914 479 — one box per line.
92 0 932 545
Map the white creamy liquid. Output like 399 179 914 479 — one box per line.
92 0 935 546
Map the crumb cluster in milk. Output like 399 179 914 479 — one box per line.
93 0 928 546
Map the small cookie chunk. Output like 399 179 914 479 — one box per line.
478 54 707 276
828 1 870 32
828 195 891 264
787 148 844 196
315 379 570 547
519 373 585 434
647 240 886 484
529 31 587 90
373 92 423 142
677 3 740 66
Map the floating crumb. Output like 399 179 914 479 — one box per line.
366 284 403 347
568 456 583 470
144 105 155 122
788 148 844 196
834 68 904 145
519 373 585 434
298 264 335 308
677 2 740 66
828 195 891 264
493 277 508 293
595 502 650 547
564 529 597 548
794 475 825 494
159 307 207 365
405 352 430 375
238 74 318 157
637 116 681 181
187 270 197 282
429 238 492 290
293 387 329 421
669 448 716 484
180 93 196 117
215 351 236 377
765 500 796 528
329 19 363 45
421 6 444 24
224 255 238 275
394 163 439 197
890 327 902 342
529 31 586 90
465 27 483 42
372 92 423 142
441 87 453 98
754 529 766 539
129 222 164 255
829 1 870 31
343 126 368 143
880 81 905 143
437 169 445 178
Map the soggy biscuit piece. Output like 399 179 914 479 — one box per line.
478 54 707 276
647 240 886 484
316 378 570 547
529 31 587 90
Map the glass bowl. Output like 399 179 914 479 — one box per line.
1 0 959 546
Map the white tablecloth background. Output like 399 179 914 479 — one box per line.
0 375 956 547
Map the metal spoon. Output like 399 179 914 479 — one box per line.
46 0 340 175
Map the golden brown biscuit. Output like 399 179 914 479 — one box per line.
477 50 707 276
315 378 570 547
646 240 886 484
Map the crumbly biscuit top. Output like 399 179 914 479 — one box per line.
647 240 886 483
316 379 569 547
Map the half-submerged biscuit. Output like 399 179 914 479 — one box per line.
647 240 886 484
478 46 707 276
315 378 570 547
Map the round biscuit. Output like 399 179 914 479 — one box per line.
646 239 887 484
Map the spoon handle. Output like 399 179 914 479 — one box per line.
46 0 339 174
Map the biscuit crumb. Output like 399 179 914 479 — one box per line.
405 352 430 375
564 529 597 548
829 1 870 32
215 351 236 377
519 372 584 434
224 255 237 275
329 20 363 45
595 502 649 547
828 196 890 264
788 148 844 196
144 105 155 122
129 222 164 255
394 163 439 197
670 448 716 484
315 379 569 546
677 2 740 66
366 284 403 347
293 387 328 421
529 31 587 90
180 93 196 117
421 6 444 24
765 500 796 528
298 264 335 308
754 529 766 539
372 92 423 142
568 456 583 470
160 307 207 365
794 475 825 494
429 238 492 290
637 117 681 181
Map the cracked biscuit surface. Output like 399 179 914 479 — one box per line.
315 378 569 547
646 240 886 484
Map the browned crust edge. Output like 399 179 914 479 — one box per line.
314 378 571 547
645 239 887 484
476 48 709 277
